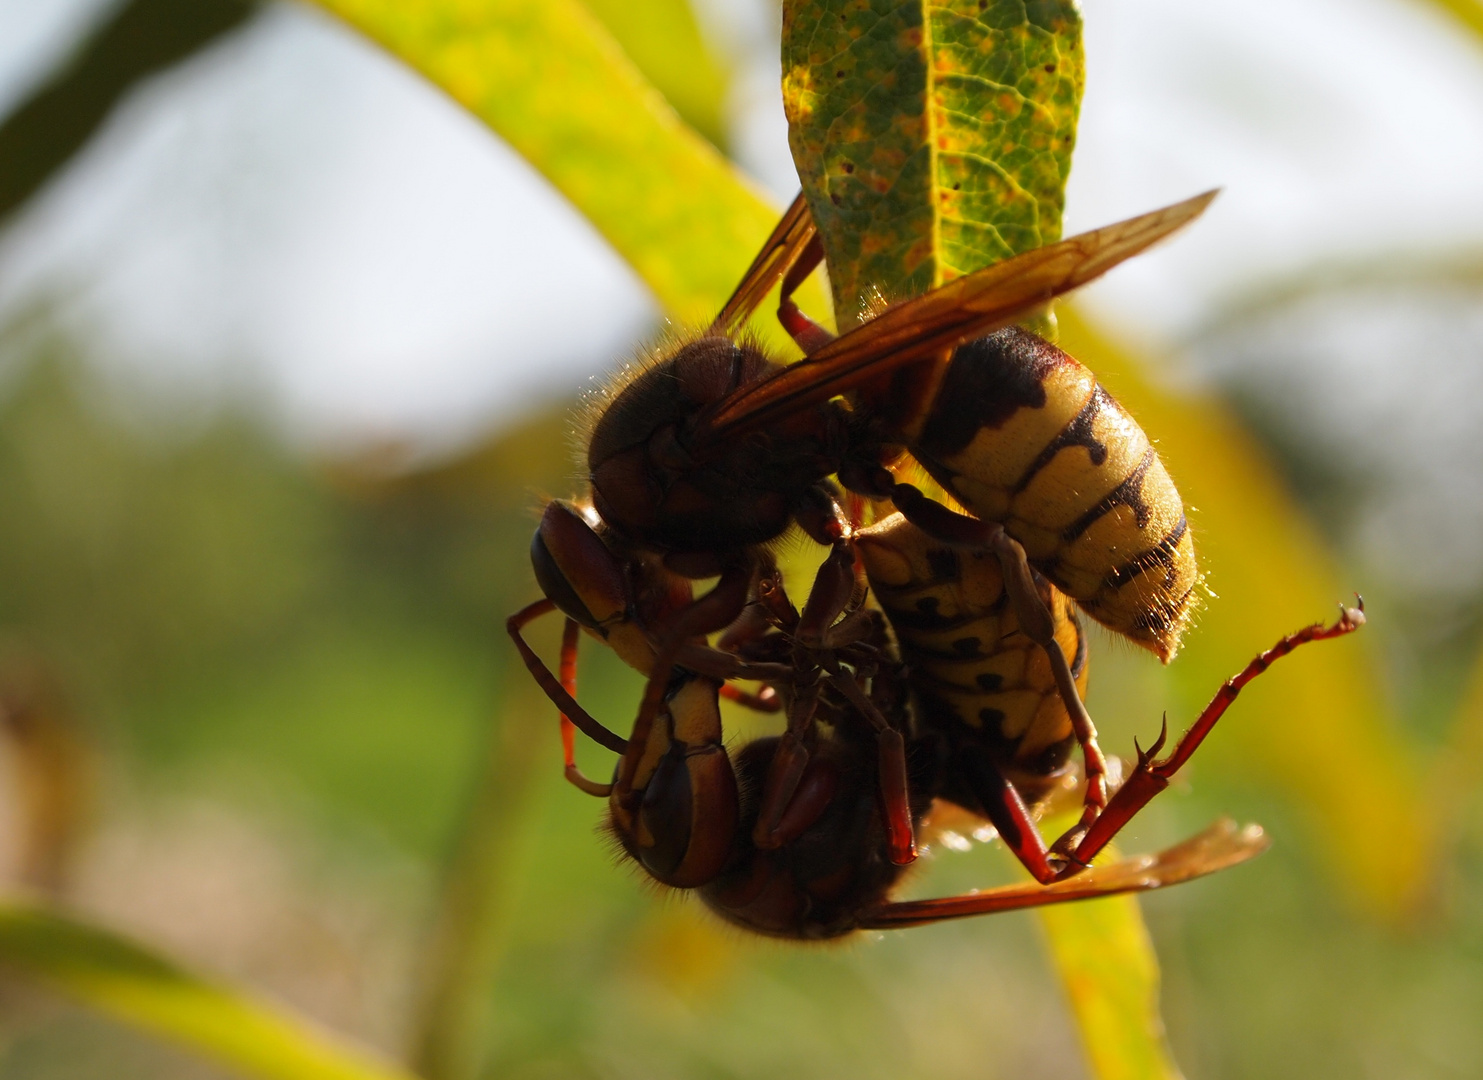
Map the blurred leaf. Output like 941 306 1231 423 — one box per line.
1058 305 1438 920
0 648 93 896
0 354 509 857
781 0 1083 318
1417 0 1483 44
0 0 258 224
777 7 1192 1078
577 0 731 149
1434 639 1483 864
305 0 825 340
411 667 548 1080
1193 247 1483 341
1037 891 1182 1080
0 898 418 1080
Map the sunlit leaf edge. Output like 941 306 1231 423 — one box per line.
0 897 418 1080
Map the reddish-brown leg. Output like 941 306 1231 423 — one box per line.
777 235 834 354
558 617 579 758
750 552 844 849
1070 601 1366 870
952 749 1060 883
826 670 917 865
751 678 823 849
555 617 614 797
507 600 627 754
750 543 918 865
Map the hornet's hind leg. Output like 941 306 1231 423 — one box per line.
1068 601 1365 869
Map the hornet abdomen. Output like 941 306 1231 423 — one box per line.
904 327 1197 661
857 513 1088 802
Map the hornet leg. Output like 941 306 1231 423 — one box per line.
507 600 628 757
557 617 614 796
777 235 834 353
1070 602 1365 872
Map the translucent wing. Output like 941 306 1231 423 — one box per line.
858 817 1266 930
701 191 1217 442
709 191 817 337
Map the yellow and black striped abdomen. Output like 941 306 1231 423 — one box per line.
857 514 1088 797
906 327 1197 661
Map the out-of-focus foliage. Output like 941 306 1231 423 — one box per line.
408 674 546 1080
0 650 92 896
1037 888 1181 1080
1057 309 1436 918
1437 646 1483 860
0 352 517 856
782 0 1083 317
0 898 415 1080
1196 249 1483 341
305 0 781 332
578 0 731 149
1420 0 1483 43
0 0 258 223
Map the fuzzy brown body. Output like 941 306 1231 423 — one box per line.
586 325 1194 660
857 512 1090 805
864 328 1196 660
586 337 843 567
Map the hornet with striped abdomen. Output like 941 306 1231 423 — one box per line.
508 499 1287 938
702 198 1199 664
510 189 1363 892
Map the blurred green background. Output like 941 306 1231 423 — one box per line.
1 1 1483 1078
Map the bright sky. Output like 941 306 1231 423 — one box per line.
1 0 1482 461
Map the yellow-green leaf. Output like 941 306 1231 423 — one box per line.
1058 306 1438 919
1433 638 1483 860
782 0 1083 317
304 0 797 333
1418 0 1483 45
1037 892 1183 1080
577 0 731 149
0 897 417 1080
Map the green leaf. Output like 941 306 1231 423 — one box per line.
782 0 1083 318
778 6 1187 1076
304 0 814 337
0 897 418 1080
577 0 732 150
1037 892 1183 1080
